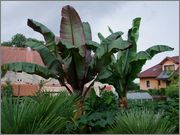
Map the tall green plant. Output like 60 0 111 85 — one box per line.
1 81 13 97
106 109 176 134
1 92 78 134
99 18 174 108
1 5 131 96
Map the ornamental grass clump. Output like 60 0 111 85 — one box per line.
1 92 78 134
107 109 176 134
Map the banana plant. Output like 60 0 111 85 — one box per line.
99 17 174 108
1 5 131 97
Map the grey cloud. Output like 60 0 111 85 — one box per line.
1 1 179 73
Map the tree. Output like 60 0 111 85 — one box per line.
1 5 173 110
11 33 27 47
98 18 174 108
1 34 44 47
1 5 131 97
1 41 13 46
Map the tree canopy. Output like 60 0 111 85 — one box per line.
1 33 44 48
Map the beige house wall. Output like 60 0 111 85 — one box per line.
2 71 60 85
140 78 167 90
140 59 179 90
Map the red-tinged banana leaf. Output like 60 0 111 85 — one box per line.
82 22 92 79
60 5 86 57
63 51 86 91
27 19 58 56
1 62 57 79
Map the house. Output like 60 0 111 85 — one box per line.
138 56 179 90
1 46 62 96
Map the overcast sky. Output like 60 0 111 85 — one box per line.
1 1 179 75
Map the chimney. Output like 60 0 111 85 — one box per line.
27 47 31 51
26 47 33 62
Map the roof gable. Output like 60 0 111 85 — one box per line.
159 56 179 65
138 56 179 78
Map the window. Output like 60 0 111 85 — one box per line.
158 80 161 86
146 80 150 87
164 65 175 71
17 79 22 82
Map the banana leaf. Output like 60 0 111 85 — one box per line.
128 17 141 53
85 40 99 52
96 31 124 58
108 26 114 34
60 5 86 57
27 19 58 56
82 22 92 79
60 5 91 91
98 33 105 43
1 62 56 79
83 22 92 40
108 38 132 53
128 45 174 82
25 41 64 77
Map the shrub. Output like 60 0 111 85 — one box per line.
83 89 119 112
128 99 179 133
107 109 176 134
73 89 119 133
1 92 78 134
1 81 13 97
165 84 179 98
127 82 140 91
148 88 165 96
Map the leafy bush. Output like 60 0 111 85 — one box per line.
1 33 44 48
128 99 179 133
148 88 165 96
165 84 179 98
1 92 77 134
107 109 176 134
1 81 13 97
72 89 119 133
156 99 179 133
127 82 140 91
84 89 119 112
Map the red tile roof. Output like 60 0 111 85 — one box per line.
0 46 44 66
138 64 162 78
138 56 179 78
